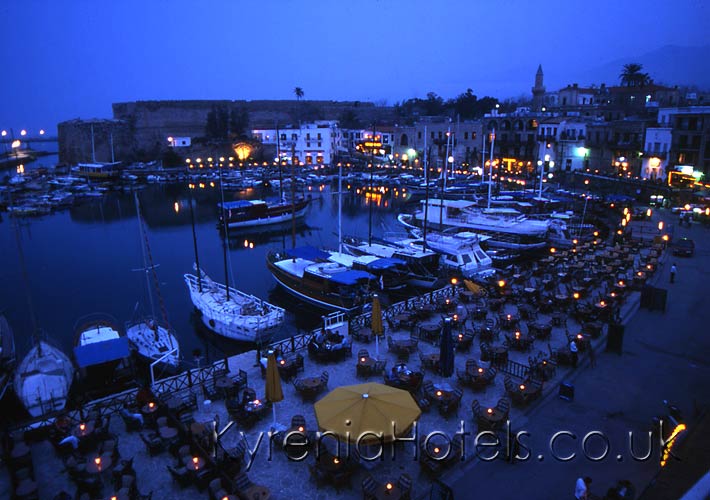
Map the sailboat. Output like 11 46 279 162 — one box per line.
126 194 180 368
0 316 16 400
185 171 285 342
11 213 74 418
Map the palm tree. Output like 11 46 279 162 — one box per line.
619 63 651 87
294 87 304 101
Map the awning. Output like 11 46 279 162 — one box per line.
329 270 374 285
285 246 330 261
74 337 130 368
365 257 407 270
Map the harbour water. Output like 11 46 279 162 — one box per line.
0 179 411 366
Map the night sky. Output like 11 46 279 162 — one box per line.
1 0 708 132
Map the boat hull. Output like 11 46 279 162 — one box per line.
184 273 284 343
126 322 180 368
14 341 73 418
225 204 308 229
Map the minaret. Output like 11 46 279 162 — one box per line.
532 64 546 111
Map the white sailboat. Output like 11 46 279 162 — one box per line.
15 340 73 418
185 172 284 342
126 194 180 368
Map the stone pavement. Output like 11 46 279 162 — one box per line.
447 209 710 500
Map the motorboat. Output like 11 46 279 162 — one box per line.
218 197 310 230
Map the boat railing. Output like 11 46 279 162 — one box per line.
9 357 229 434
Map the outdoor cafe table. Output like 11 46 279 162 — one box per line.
394 312 417 328
316 452 350 474
468 366 491 384
73 421 95 439
374 483 403 500
242 485 271 500
299 377 322 390
479 407 506 427
419 323 440 343
431 383 455 402
186 456 206 471
86 453 113 474
422 353 440 369
358 356 376 369
244 400 267 416
392 338 418 352
159 426 178 439
415 303 437 318
499 313 519 329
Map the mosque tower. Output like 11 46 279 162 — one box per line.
532 64 546 111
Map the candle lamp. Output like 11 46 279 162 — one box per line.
333 457 340 464
478 368 483 373
487 408 493 414
436 390 442 397
573 292 580 299
386 483 393 491
148 402 155 409
519 384 525 391
360 357 366 362
280 360 285 365
79 423 86 432
297 426 304 432
433 446 440 454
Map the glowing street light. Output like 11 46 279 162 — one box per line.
20 129 26 136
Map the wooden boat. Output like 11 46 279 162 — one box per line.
266 246 376 312
73 314 131 385
218 197 309 229
14 340 73 418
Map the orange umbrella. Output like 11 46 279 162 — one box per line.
265 352 283 426
372 294 383 356
315 382 420 444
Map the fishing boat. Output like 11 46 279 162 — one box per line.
0 316 16 400
185 168 285 342
342 235 444 289
14 340 73 418
184 269 285 342
266 246 376 312
73 315 131 385
126 194 180 369
218 197 310 230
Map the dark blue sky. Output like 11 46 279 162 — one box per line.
1 0 708 133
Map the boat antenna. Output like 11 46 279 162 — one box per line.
368 123 376 246
422 125 429 252
188 185 202 292
217 160 231 300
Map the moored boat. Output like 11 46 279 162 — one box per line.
184 269 285 342
218 197 310 230
14 340 73 418
73 314 131 386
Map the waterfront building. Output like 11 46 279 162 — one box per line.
251 120 341 166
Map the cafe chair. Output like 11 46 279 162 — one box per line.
397 473 413 500
241 388 257 405
320 371 329 388
421 380 435 397
496 397 511 417
208 478 229 500
471 399 481 418
373 359 387 375
140 431 164 456
358 349 370 359
233 472 255 495
361 474 379 500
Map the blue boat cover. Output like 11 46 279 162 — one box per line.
329 270 375 285
219 200 253 209
74 337 130 368
365 257 407 270
285 246 330 261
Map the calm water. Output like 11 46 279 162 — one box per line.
0 181 411 366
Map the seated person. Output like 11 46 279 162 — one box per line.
121 407 144 426
59 434 80 450
314 330 326 345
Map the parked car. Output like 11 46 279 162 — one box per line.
672 237 695 257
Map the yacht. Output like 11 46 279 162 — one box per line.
73 315 131 385
218 197 310 230
15 340 73 418
0 316 16 400
407 198 569 252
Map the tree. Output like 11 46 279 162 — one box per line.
205 104 229 139
620 63 652 87
294 87 304 101
229 107 250 139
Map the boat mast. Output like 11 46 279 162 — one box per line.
291 143 297 248
134 193 156 318
368 123 375 246
423 125 429 252
276 122 283 201
90 123 96 163
188 187 202 292
440 128 450 229
110 132 115 163
338 161 342 253
487 129 495 209
217 161 231 300
12 216 39 346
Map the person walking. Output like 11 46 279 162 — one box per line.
569 339 579 367
575 476 592 499
589 342 597 368
670 263 677 284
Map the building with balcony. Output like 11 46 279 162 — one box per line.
536 117 590 173
658 106 710 177
251 120 341 165
641 127 672 180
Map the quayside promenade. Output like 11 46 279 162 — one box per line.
0 223 679 500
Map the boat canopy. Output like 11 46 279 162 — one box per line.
285 246 330 261
364 257 407 270
73 337 129 368
219 200 264 209
328 270 374 285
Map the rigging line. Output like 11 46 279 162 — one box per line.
137 196 172 333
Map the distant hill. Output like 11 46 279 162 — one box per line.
574 45 710 90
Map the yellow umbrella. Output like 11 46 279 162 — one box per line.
315 382 421 444
372 294 383 356
265 352 283 426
